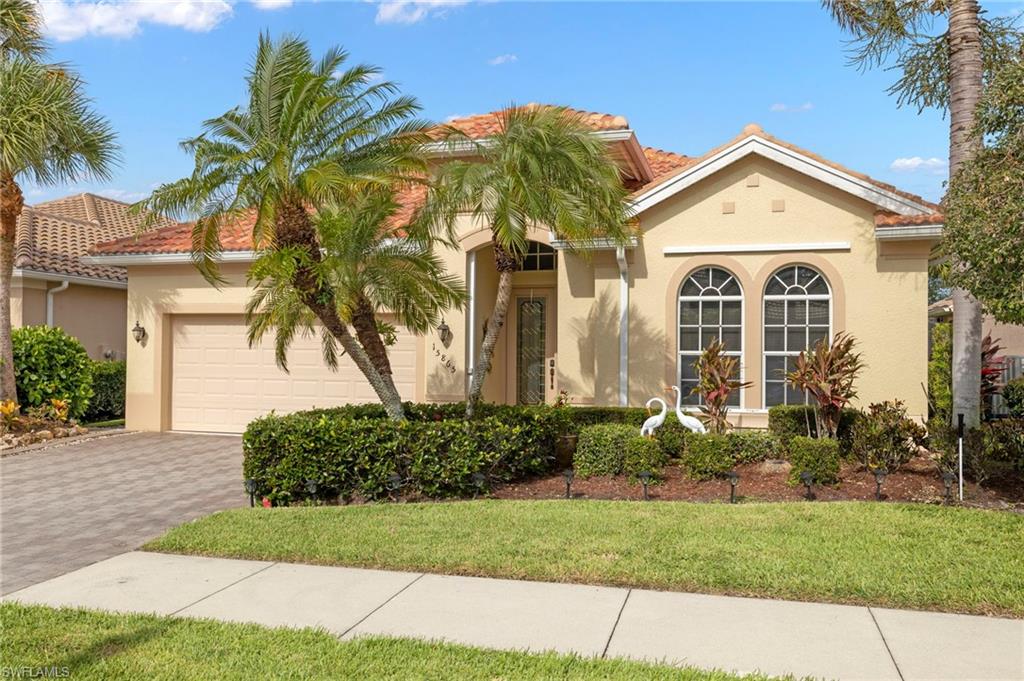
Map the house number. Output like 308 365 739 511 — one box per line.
432 342 457 374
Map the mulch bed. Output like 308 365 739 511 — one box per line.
490 456 1024 510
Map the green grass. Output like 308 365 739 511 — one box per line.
146 500 1024 617
0 603 781 680
82 418 125 428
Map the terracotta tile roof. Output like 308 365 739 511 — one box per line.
439 105 630 139
874 211 944 227
16 193 174 282
91 209 258 256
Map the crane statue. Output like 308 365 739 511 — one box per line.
640 397 668 437
669 385 707 434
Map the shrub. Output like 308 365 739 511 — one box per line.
681 433 734 480
12 326 92 420
787 436 840 485
785 332 863 439
1003 378 1024 417
932 418 1024 484
654 420 687 459
982 419 1024 478
624 435 668 480
928 322 952 422
768 405 861 457
690 339 750 434
574 423 636 477
243 409 555 504
851 400 927 472
83 360 126 422
729 430 780 464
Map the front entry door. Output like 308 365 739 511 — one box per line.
508 290 556 405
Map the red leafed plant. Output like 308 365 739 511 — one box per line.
690 339 751 434
786 331 864 440
981 333 1005 418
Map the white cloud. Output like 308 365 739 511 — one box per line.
487 53 517 66
374 0 470 25
251 0 292 8
40 1 233 41
444 113 480 122
890 156 948 174
101 188 150 203
769 102 814 113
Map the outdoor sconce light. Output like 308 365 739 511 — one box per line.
873 468 888 501
437 319 453 348
800 471 816 500
562 468 575 499
471 472 487 498
131 321 147 344
727 470 740 504
244 478 257 508
638 471 653 500
941 471 956 504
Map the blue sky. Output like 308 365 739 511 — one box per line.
28 0 1022 205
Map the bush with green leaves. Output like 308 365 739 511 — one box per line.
928 322 953 422
680 433 734 480
83 360 125 422
729 430 780 464
851 400 927 472
12 326 93 419
624 435 669 481
1003 378 1024 418
768 405 862 457
930 418 1024 484
787 436 840 486
574 423 637 477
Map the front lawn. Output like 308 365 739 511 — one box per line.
146 500 1024 617
0 603 778 680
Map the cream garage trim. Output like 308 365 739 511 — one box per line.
663 242 851 255
616 246 629 407
13 268 128 290
170 314 417 433
631 135 934 217
874 224 943 240
83 251 257 266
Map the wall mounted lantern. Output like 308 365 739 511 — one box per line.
132 321 147 344
437 319 453 348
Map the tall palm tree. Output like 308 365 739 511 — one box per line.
822 0 1015 427
421 105 632 418
0 0 118 400
139 34 430 420
245 189 466 383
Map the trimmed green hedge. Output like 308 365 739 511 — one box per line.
787 436 840 485
83 360 125 422
574 423 668 479
12 326 93 419
768 405 862 457
680 431 780 480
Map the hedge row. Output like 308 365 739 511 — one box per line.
574 423 668 480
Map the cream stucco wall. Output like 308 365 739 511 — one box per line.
11 276 128 360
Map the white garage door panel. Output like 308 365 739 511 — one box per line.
171 315 417 433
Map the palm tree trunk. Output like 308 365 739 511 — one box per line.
0 172 23 402
948 0 984 428
465 243 517 419
275 201 405 420
350 296 403 405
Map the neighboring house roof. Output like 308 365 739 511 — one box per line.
929 297 954 319
88 107 938 259
16 193 174 283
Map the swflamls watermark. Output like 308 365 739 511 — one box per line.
0 667 70 678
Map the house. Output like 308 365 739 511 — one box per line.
87 107 941 433
12 193 174 360
929 298 1024 358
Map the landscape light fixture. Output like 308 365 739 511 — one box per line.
471 472 487 498
800 471 815 500
562 468 574 499
941 471 956 504
131 321 147 344
873 468 888 501
244 478 257 507
386 472 402 494
727 470 740 504
304 479 318 500
638 471 653 500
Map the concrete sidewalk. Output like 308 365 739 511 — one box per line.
5 552 1022 681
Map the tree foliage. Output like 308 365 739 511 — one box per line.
786 331 864 440
690 339 750 434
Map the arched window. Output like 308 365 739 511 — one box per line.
517 242 557 271
763 264 831 407
678 267 743 406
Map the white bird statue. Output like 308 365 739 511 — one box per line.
640 397 668 437
670 385 707 434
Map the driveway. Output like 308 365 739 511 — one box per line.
0 432 246 595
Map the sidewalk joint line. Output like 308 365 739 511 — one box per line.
338 572 426 639
602 588 631 659
170 561 278 617
868 606 905 681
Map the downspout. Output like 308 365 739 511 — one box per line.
46 280 70 327
466 250 476 395
616 247 629 407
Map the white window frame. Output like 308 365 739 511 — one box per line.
762 265 832 408
677 266 745 410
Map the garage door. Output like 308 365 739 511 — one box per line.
171 314 417 433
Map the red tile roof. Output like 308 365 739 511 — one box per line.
437 105 630 139
874 211 944 227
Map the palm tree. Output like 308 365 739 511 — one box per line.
421 105 632 418
821 0 1015 427
0 0 118 400
245 188 466 384
139 35 431 420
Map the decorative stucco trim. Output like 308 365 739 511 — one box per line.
83 251 256 266
616 246 629 407
549 237 639 250
663 242 850 255
874 224 944 240
631 135 934 217
13 268 128 290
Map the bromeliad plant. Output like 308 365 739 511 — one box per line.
786 331 864 440
690 339 750 434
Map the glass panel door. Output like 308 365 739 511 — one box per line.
516 297 546 405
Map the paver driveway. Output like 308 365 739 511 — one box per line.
0 432 245 595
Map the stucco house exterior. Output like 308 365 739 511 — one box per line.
88 107 943 434
12 193 173 360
